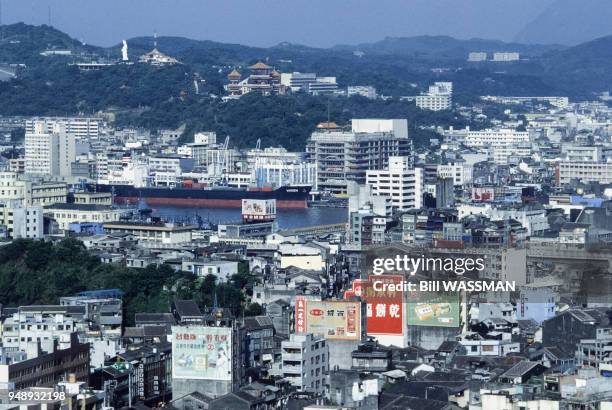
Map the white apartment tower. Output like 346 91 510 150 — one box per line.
25 121 76 177
366 157 424 211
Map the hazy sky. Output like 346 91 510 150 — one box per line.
2 0 556 48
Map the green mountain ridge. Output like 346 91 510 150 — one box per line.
0 23 610 149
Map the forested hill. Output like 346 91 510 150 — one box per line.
0 239 257 325
0 23 100 65
0 23 611 149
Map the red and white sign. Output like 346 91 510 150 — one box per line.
365 275 404 336
472 187 495 202
344 275 404 336
294 298 361 340
343 278 367 299
295 297 306 333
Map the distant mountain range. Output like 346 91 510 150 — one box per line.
336 36 565 59
514 0 612 46
536 34 612 94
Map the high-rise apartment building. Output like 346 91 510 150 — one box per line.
307 119 412 194
25 121 76 177
366 157 424 211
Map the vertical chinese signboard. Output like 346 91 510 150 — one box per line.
295 297 307 334
364 275 404 335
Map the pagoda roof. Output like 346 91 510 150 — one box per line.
271 69 281 77
228 69 241 78
249 61 272 70
316 121 340 129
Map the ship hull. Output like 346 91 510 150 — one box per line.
114 196 306 209
96 184 310 209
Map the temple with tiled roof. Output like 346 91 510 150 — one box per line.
138 48 180 66
248 61 272 70
226 69 243 97
228 69 241 79
223 61 286 99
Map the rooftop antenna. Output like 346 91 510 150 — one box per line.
0 0 4 41
153 30 157 48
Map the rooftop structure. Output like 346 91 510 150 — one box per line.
139 48 180 65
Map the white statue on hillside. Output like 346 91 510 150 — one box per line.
122 40 129 61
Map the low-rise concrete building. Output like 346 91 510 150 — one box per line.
281 333 329 394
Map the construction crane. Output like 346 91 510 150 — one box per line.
220 136 230 183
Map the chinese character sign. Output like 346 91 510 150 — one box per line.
295 299 361 340
344 275 404 336
172 326 232 380
295 297 307 334
362 275 404 336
